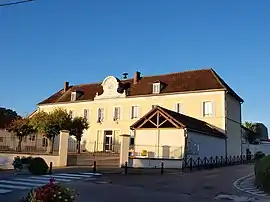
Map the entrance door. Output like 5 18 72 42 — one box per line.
104 130 113 151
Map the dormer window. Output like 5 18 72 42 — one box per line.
152 83 161 94
71 92 77 101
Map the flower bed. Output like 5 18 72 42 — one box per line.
20 178 77 202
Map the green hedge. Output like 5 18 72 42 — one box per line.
254 151 265 161
255 155 270 193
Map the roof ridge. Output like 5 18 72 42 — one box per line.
137 68 213 79
69 68 212 87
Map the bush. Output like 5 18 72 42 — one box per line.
255 155 270 193
12 156 23 171
20 178 77 202
28 157 48 175
21 156 33 164
254 151 265 161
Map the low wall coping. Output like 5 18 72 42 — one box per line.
129 157 183 161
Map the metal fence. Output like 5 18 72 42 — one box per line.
183 154 254 172
0 135 59 154
67 140 121 155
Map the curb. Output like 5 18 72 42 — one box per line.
233 173 270 199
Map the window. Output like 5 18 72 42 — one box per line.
97 108 104 122
0 137 3 143
42 138 48 147
175 103 182 113
71 92 77 101
69 110 75 119
152 83 160 94
83 109 89 120
113 107 121 120
131 106 139 119
29 135 35 141
203 101 213 116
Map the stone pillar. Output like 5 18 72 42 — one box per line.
119 134 130 167
58 130 69 167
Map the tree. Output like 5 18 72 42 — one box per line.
0 107 20 129
243 121 259 143
7 118 35 151
69 117 89 153
30 108 72 153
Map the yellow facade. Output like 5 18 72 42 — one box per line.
36 75 242 155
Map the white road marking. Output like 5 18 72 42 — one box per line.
0 189 12 194
0 180 44 187
43 175 81 179
14 178 54 184
82 172 102 176
29 176 71 182
0 183 30 190
0 172 102 195
56 173 94 178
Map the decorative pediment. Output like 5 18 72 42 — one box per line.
94 76 126 100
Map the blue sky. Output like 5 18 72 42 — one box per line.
0 0 269 129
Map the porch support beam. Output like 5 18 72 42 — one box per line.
137 111 158 128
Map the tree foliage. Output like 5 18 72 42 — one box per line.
30 108 72 153
7 117 35 151
0 107 20 129
243 121 259 143
69 117 89 153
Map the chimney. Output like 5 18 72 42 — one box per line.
64 81 69 92
122 72 128 79
133 71 141 84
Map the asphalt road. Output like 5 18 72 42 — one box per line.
0 164 256 202
68 164 254 202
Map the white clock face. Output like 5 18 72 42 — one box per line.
108 83 113 89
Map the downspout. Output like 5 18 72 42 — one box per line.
184 128 188 160
157 129 160 157
240 101 243 156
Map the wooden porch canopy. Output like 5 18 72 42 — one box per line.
130 106 226 139
130 106 184 129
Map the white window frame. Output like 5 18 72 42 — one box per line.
42 137 48 147
71 92 77 101
97 108 104 122
113 107 121 121
202 101 213 117
152 83 160 94
131 106 139 119
69 110 75 119
83 109 89 120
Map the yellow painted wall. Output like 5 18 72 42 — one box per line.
225 93 242 155
38 90 227 152
134 128 185 159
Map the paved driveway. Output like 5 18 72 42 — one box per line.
67 164 254 202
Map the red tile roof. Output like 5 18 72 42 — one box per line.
130 106 226 139
38 68 243 105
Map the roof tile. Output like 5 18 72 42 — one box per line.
38 68 243 105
